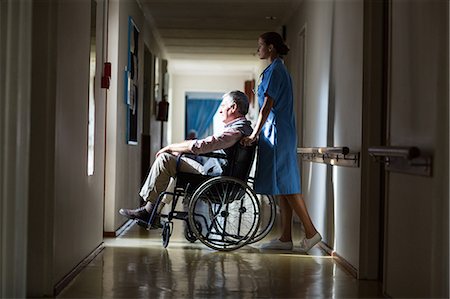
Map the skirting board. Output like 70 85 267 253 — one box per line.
104 219 135 237
54 242 105 296
319 242 358 278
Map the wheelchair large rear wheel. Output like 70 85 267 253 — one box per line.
188 176 260 251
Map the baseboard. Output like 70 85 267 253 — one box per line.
318 242 358 278
53 242 105 296
103 219 135 237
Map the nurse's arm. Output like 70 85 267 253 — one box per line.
242 95 274 145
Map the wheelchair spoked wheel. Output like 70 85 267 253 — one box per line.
161 222 173 248
188 176 261 251
248 194 276 244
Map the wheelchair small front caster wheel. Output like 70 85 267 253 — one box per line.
161 222 172 248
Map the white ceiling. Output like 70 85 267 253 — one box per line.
137 0 301 68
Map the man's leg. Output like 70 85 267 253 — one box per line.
140 153 204 205
119 153 203 224
154 157 205 212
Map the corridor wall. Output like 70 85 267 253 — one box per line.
25 0 165 295
285 1 449 297
52 0 105 288
26 1 105 296
103 0 165 234
285 0 364 272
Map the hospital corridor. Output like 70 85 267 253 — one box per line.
1 0 448 298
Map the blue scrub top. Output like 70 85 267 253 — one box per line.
254 58 301 195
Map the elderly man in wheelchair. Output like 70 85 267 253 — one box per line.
119 90 274 251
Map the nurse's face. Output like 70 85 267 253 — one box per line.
218 96 237 124
257 38 270 59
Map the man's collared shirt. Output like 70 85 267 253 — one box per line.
188 117 252 155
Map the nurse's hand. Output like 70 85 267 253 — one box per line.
241 134 258 146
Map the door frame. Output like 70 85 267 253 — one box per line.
359 0 389 281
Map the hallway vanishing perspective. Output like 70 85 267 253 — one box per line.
58 223 383 298
1 0 448 297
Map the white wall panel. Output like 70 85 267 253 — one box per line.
285 0 364 271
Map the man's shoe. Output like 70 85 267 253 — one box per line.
119 205 163 229
260 239 293 250
298 233 322 252
119 206 151 224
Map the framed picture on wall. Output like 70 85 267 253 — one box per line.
153 56 160 115
124 16 139 145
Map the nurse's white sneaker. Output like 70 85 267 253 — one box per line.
298 233 322 252
260 239 293 250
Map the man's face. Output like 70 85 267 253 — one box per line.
218 96 237 123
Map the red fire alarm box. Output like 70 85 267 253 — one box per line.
101 62 112 89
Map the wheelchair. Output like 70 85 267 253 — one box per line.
143 142 276 251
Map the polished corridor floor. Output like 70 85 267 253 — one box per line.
58 222 384 298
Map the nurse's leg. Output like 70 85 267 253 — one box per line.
277 196 293 242
284 193 318 239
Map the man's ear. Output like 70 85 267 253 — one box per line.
230 102 238 114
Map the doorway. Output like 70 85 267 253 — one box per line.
185 92 223 140
141 46 153 183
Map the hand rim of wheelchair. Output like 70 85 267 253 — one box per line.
184 219 201 243
245 177 277 244
188 176 261 251
248 194 276 244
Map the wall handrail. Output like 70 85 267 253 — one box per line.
368 146 432 176
367 146 420 160
297 146 350 155
297 146 359 168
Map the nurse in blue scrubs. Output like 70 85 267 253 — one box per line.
241 32 321 252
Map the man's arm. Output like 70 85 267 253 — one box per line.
190 129 242 155
156 140 194 157
157 125 244 157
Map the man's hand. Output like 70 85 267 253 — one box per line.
241 134 258 146
156 149 179 157
156 141 191 157
156 146 171 157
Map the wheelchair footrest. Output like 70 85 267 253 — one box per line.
160 211 189 222
135 217 162 230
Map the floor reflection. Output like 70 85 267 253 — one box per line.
58 222 383 298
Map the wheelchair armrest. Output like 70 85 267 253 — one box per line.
196 152 228 160
175 152 228 173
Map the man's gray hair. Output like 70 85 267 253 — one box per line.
223 90 249 115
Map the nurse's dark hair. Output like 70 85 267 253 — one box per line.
224 90 249 115
260 31 290 56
